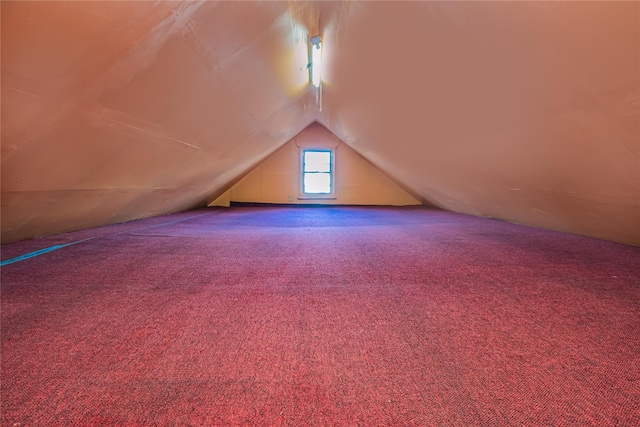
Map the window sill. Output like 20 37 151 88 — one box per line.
297 196 337 200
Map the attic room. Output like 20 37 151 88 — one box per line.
1 1 639 425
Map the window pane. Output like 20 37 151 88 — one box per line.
304 172 331 193
304 151 331 172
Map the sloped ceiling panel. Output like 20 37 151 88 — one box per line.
1 1 317 243
2 1 638 246
319 1 639 245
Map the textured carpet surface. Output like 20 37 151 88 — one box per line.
2 206 639 426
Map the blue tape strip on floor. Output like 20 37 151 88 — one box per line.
0 211 211 267
0 238 93 267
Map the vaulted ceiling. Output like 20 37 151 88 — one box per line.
2 1 638 245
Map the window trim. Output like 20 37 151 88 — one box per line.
299 148 336 199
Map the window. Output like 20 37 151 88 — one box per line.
302 150 333 194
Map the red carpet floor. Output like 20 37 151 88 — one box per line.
2 206 639 426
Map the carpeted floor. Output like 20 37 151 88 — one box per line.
2 206 639 426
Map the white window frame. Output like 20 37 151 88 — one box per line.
299 148 336 199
